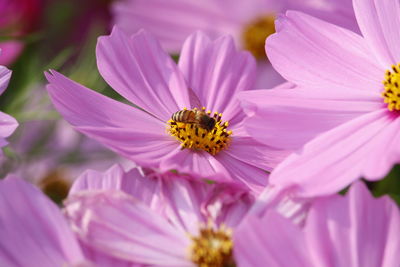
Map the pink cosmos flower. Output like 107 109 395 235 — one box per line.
0 176 86 266
65 164 255 266
234 182 400 266
46 28 286 193
241 0 400 197
0 61 17 151
112 0 357 88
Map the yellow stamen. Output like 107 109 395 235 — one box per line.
167 108 232 155
189 225 234 267
242 14 276 60
382 64 400 111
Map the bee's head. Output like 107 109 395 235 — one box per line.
200 115 216 131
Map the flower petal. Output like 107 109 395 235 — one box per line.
178 32 256 121
0 65 11 95
305 182 400 266
46 70 176 167
270 109 396 197
0 177 84 266
112 0 230 53
216 152 269 194
240 87 382 150
354 0 400 67
70 164 137 194
224 135 289 172
160 148 268 193
0 111 18 140
77 126 178 167
234 211 310 267
97 27 190 121
267 11 383 92
65 191 190 266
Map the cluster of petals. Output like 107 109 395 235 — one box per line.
66 164 255 266
235 182 400 266
46 28 287 194
2 0 400 266
0 58 17 152
1 165 399 266
242 0 400 197
112 0 358 88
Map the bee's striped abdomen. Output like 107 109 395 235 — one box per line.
172 110 194 123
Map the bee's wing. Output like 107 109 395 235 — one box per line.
188 87 203 109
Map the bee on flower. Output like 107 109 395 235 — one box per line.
46 28 288 193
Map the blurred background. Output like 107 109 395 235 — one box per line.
0 0 120 204
0 0 398 205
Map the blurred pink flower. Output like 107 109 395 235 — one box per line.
112 0 357 88
0 82 126 202
46 28 287 193
241 0 400 197
0 63 17 151
234 182 400 266
0 176 86 266
4 119 127 202
0 0 42 65
65 164 255 266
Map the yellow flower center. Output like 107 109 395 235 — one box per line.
383 64 400 111
241 14 276 60
189 225 234 267
168 107 232 155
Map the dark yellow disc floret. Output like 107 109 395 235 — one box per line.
168 107 232 155
242 14 276 60
189 225 234 267
382 63 400 111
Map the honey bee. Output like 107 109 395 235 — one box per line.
171 108 216 131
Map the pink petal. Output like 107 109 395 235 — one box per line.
363 114 400 180
65 191 190 266
216 151 269 194
0 111 18 140
305 182 400 266
155 174 209 234
178 32 256 122
286 0 359 32
267 11 383 93
224 135 289 172
160 148 268 193
160 148 230 180
270 109 396 197
77 126 178 167
234 211 310 267
46 70 177 168
0 65 11 95
112 0 231 53
354 0 400 67
240 87 382 150
97 27 190 121
0 41 23 66
70 164 136 194
81 243 141 267
0 177 84 266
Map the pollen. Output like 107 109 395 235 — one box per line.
241 14 275 60
167 107 232 155
189 225 234 267
383 64 400 111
